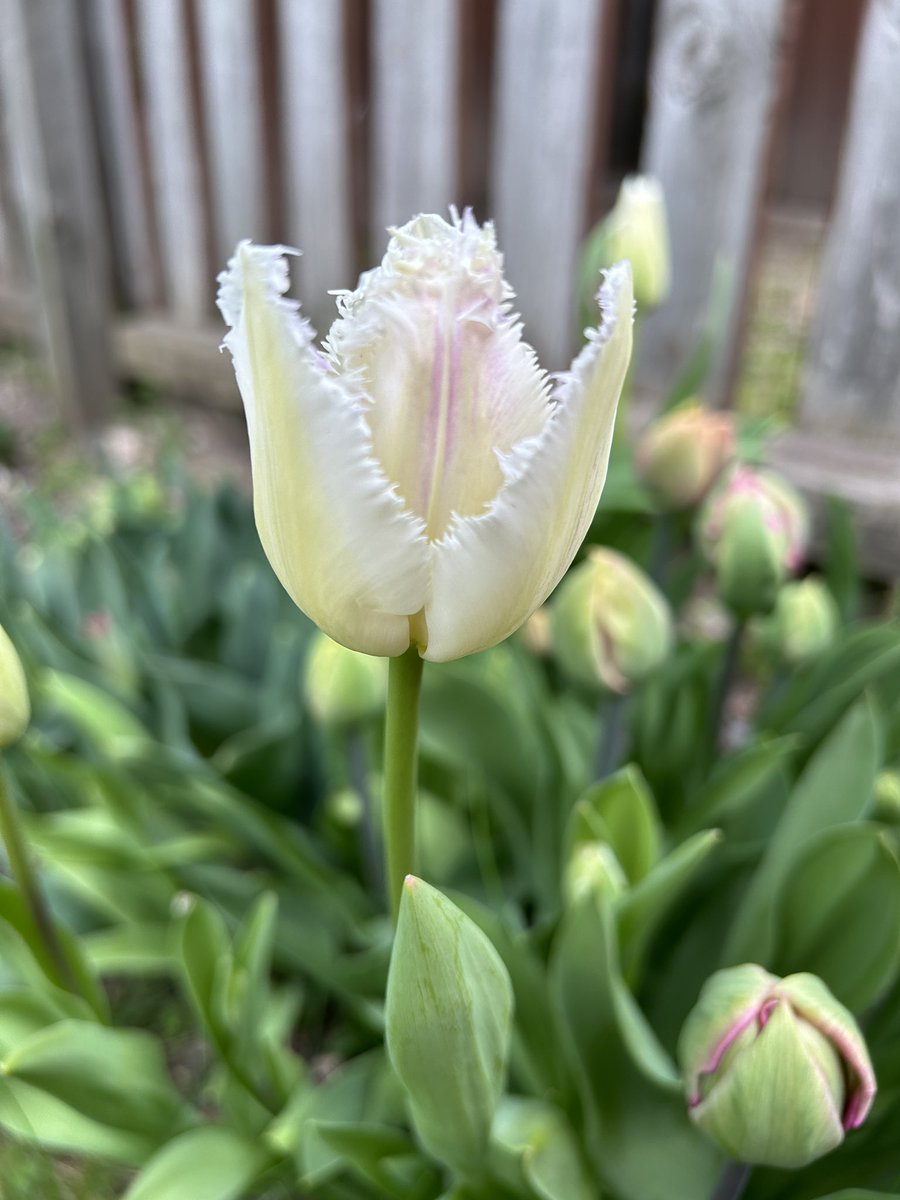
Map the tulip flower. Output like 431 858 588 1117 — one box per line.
679 965 876 1169
217 211 633 663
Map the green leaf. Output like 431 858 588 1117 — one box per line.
726 696 881 963
568 766 662 884
122 1126 272 1200
39 669 149 757
676 736 799 839
385 877 513 1177
491 1097 593 1200
772 824 900 1011
1 1020 193 1140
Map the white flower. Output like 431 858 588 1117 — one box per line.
218 211 633 662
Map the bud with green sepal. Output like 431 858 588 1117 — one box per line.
582 175 671 314
698 467 809 618
757 576 838 666
552 548 673 695
0 623 30 749
636 401 735 510
304 631 387 727
385 876 513 1180
679 964 876 1170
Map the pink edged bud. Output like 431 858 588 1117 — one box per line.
551 547 673 694
698 467 810 617
636 402 736 509
679 964 876 1170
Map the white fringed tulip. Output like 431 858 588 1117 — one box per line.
218 211 633 661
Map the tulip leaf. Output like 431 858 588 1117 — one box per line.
675 735 799 839
385 877 513 1178
568 766 662 885
122 1125 272 1200
726 695 881 964
491 1097 593 1200
771 824 900 1011
314 1123 438 1200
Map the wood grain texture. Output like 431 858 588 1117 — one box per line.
135 0 209 321
491 0 605 367
279 0 354 330
639 0 787 400
196 0 267 264
371 0 459 241
802 0 900 438
82 0 158 308
0 0 113 424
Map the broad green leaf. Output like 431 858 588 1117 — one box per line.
726 696 881 963
1 1020 193 1140
39 669 149 757
676 736 798 839
385 877 513 1178
122 1126 272 1200
491 1097 593 1200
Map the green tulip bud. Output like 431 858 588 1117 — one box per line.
636 401 735 509
0 624 30 748
583 176 671 312
564 842 628 908
698 467 809 618
874 769 900 824
385 876 513 1177
552 548 673 694
304 632 387 726
766 577 838 665
679 964 876 1169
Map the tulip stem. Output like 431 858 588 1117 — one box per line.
383 647 424 920
596 692 628 779
710 619 746 756
0 761 82 1001
710 1161 752 1200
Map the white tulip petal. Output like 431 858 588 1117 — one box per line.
217 242 429 657
422 263 634 663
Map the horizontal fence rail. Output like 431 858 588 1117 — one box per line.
0 0 897 571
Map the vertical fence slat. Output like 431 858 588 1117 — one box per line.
279 0 353 329
491 0 605 367
0 0 113 424
372 0 459 241
803 0 900 438
135 0 208 321
639 0 787 401
83 0 158 309
196 0 266 265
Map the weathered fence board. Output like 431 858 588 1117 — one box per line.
135 0 209 321
279 0 354 328
803 0 900 439
491 0 606 367
82 0 158 309
196 0 267 265
0 0 112 424
639 0 788 401
372 0 459 241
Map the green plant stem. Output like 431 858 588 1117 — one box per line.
0 761 81 998
383 647 424 920
596 692 628 779
709 619 746 755
710 1161 752 1200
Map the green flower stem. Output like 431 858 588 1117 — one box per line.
709 619 746 756
710 1162 752 1200
596 692 628 779
383 647 425 920
0 760 81 999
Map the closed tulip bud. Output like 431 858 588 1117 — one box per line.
768 577 838 665
219 211 633 661
552 548 673 694
564 842 628 907
583 176 671 312
698 467 809 617
304 632 387 726
874 769 900 823
679 964 876 1170
635 402 735 509
0 624 29 748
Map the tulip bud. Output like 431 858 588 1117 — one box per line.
304 632 387 726
552 548 673 694
564 842 628 907
698 467 809 617
584 176 671 312
635 402 735 509
679 964 876 1170
874 769 900 824
0 624 30 748
767 577 838 665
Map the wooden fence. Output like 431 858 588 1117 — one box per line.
0 0 898 570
